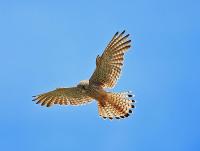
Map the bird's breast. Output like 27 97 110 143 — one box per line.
88 85 107 100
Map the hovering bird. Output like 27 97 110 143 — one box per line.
33 30 135 120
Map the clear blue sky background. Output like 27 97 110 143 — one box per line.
0 0 199 151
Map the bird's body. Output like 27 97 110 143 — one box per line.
77 80 108 107
77 80 104 100
33 30 135 120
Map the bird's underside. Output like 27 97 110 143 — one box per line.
33 30 136 120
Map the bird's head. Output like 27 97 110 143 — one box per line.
77 80 89 90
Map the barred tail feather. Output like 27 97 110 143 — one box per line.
98 91 135 120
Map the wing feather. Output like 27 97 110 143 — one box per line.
89 30 131 88
33 87 93 107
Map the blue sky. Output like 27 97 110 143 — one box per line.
0 0 199 151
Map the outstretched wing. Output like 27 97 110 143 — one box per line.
89 30 131 88
32 87 93 107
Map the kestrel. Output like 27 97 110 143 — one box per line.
33 30 135 120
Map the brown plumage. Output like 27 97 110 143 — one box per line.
33 30 136 120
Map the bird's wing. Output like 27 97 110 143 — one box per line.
89 31 131 88
32 87 93 107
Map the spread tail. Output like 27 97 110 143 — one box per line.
97 91 135 120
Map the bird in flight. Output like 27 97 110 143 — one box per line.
33 30 135 120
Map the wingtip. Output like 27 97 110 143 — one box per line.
114 31 119 36
41 102 46 106
46 104 52 107
121 30 126 34
32 97 37 101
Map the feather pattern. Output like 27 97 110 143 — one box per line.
33 87 92 107
98 92 135 120
89 31 131 88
